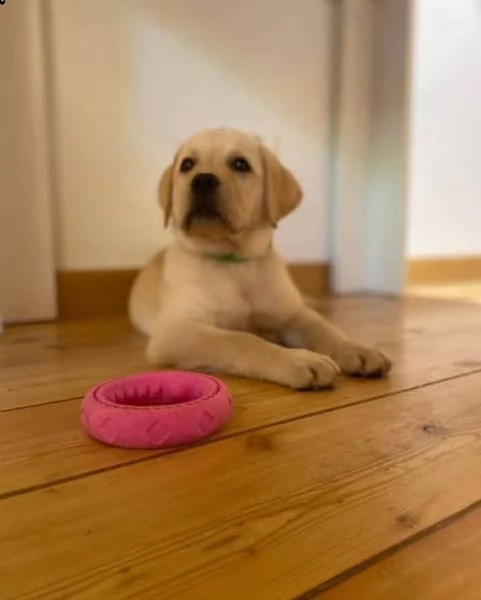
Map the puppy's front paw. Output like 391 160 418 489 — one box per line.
285 349 341 390
334 343 392 378
145 338 171 366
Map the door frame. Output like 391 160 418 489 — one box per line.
0 0 57 324
330 0 412 295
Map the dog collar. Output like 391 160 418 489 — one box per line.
208 252 249 263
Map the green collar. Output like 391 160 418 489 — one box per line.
208 252 249 263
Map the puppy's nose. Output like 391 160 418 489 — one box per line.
191 173 220 193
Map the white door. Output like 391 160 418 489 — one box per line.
0 0 56 325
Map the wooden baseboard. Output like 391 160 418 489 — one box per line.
57 263 330 320
55 257 481 319
407 257 481 286
288 263 330 299
57 270 138 320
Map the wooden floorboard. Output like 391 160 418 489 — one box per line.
0 298 481 496
2 372 481 599
317 504 481 600
0 370 476 499
2 297 481 599
1 297 481 412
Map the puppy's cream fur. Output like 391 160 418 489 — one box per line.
129 129 391 389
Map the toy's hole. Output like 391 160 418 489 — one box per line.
102 377 204 407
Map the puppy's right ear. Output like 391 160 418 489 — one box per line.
158 163 174 227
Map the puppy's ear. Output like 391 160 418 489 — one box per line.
260 145 302 225
158 163 174 227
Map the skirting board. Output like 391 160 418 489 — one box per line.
57 263 330 320
407 257 481 286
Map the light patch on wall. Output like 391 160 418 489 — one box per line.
407 0 481 258
50 0 334 268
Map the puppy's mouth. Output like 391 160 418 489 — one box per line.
183 195 231 232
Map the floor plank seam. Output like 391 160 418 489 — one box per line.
295 494 481 600
2 365 480 415
0 395 83 413
1 368 480 502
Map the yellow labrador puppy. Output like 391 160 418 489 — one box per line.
129 128 391 389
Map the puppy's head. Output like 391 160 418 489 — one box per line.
159 129 302 239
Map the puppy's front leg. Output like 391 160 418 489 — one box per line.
146 321 340 390
284 308 392 378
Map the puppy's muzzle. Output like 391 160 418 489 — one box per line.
184 172 225 230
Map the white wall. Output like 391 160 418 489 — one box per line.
48 0 335 269
407 0 481 258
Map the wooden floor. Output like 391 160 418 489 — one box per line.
408 280 481 304
1 296 481 600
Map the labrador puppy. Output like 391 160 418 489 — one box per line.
129 128 391 389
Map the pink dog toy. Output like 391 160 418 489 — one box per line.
81 371 233 449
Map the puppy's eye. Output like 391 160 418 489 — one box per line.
231 157 251 173
180 158 195 173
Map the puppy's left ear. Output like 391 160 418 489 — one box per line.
158 163 174 227
260 145 302 225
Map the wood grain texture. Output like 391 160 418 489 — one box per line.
56 264 330 319
2 297 481 600
1 341 480 498
0 298 481 499
2 297 481 412
2 373 481 600
407 256 481 285
318 506 481 600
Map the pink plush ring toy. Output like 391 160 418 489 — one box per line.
81 371 233 449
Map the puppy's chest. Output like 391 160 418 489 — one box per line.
184 256 299 331
211 283 284 331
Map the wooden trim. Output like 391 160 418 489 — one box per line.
57 263 330 320
407 257 481 286
57 270 138 320
288 263 330 299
